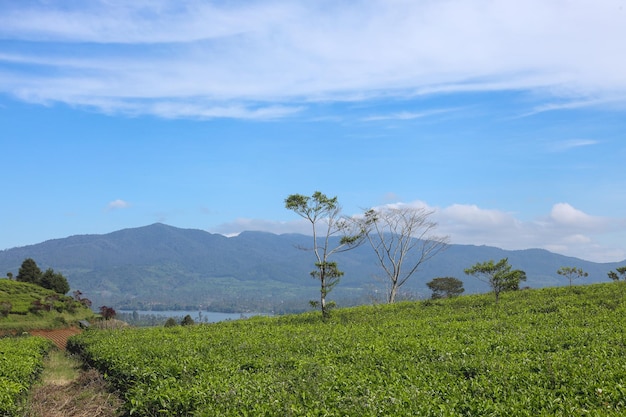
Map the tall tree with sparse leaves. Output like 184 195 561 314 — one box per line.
464 258 526 303
557 266 588 287
285 191 364 319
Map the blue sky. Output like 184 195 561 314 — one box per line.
1 1 625 263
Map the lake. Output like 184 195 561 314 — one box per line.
118 310 263 323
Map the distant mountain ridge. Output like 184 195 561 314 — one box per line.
0 223 622 313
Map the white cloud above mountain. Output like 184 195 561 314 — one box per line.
213 201 625 263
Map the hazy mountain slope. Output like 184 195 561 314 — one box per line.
0 223 622 312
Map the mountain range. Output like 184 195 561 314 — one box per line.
0 223 623 313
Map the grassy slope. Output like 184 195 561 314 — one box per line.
0 279 95 331
69 282 626 416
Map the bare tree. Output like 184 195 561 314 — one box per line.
285 191 364 318
360 206 449 303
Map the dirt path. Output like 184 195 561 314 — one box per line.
24 335 124 417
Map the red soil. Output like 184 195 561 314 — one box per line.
29 327 82 350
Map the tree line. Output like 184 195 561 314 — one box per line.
286 191 626 318
9 257 70 295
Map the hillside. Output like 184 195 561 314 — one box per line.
0 279 95 331
0 223 623 312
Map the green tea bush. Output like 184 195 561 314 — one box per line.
69 283 626 416
0 336 54 416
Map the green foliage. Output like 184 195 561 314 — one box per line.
0 336 54 416
16 258 42 285
607 266 626 281
68 283 626 416
40 268 70 294
14 258 70 294
310 261 343 316
465 258 526 302
164 317 178 327
284 191 339 216
426 276 465 299
557 266 589 287
180 315 195 326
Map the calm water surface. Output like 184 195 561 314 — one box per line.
119 310 262 323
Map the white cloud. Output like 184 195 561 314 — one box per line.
431 202 623 262
442 204 518 228
549 202 607 229
562 234 592 244
1 0 626 118
438 202 622 262
106 199 130 211
213 200 626 262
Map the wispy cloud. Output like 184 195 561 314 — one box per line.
1 1 625 118
522 96 626 117
361 109 453 122
106 199 130 211
548 140 599 152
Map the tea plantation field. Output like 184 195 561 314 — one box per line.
0 336 54 416
68 283 626 416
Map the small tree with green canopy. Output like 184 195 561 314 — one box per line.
607 266 626 282
285 191 364 319
464 258 526 303
164 317 178 327
181 314 195 326
557 266 588 287
426 277 464 299
16 258 42 285
40 268 70 294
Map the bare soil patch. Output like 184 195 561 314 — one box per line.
29 327 82 350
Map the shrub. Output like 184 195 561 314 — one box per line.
0 301 12 318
